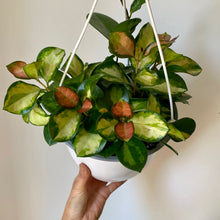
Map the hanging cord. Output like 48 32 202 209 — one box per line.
145 0 174 122
59 0 99 86
122 0 129 20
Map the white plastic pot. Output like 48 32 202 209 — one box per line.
66 143 155 182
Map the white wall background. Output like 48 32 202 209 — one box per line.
0 0 220 219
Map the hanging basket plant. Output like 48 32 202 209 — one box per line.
3 0 202 174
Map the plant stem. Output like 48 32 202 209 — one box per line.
161 141 179 156
36 79 49 91
133 82 136 96
133 55 139 96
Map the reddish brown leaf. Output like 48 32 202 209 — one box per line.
145 34 178 56
109 32 135 58
55 87 79 108
115 121 134 141
77 98 92 113
111 100 132 120
7 61 28 79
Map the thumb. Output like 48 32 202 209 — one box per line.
72 163 91 191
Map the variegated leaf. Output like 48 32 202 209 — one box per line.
73 128 106 157
168 118 196 142
131 111 168 142
49 109 81 142
130 98 148 112
146 93 160 114
37 47 65 83
97 118 118 141
29 103 50 126
109 32 135 58
62 54 84 78
3 81 41 114
23 62 40 79
135 23 155 61
167 56 202 76
117 137 148 172
6 61 28 79
95 59 128 83
134 68 159 86
141 72 187 96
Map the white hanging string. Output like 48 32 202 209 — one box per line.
59 0 174 121
145 0 174 122
59 0 99 86
122 0 127 19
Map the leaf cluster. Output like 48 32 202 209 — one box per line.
3 3 202 172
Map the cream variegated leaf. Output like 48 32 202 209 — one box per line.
131 111 168 142
73 128 106 157
3 81 41 114
49 109 81 142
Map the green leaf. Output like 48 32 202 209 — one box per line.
95 90 113 111
109 85 129 104
77 74 102 100
132 46 158 70
109 32 135 58
44 123 57 146
23 62 40 79
51 70 71 87
168 118 196 142
62 54 84 78
99 140 123 158
83 109 102 133
131 111 169 142
167 123 185 142
141 72 187 96
73 128 107 157
160 106 170 120
112 18 141 34
89 12 118 39
134 68 159 86
130 98 148 112
29 103 50 126
84 62 100 78
146 93 160 114
37 47 65 83
95 59 129 83
117 137 148 172
3 81 41 114
175 93 192 104
92 85 104 99
163 48 183 63
38 91 61 114
135 23 155 60
130 0 145 16
62 73 85 90
22 113 29 123
49 109 82 142
167 56 202 76
97 118 118 141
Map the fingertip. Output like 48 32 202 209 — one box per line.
79 163 91 178
72 164 91 189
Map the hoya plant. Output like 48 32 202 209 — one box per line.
3 0 202 172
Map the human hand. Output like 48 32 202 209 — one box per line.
62 163 125 220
